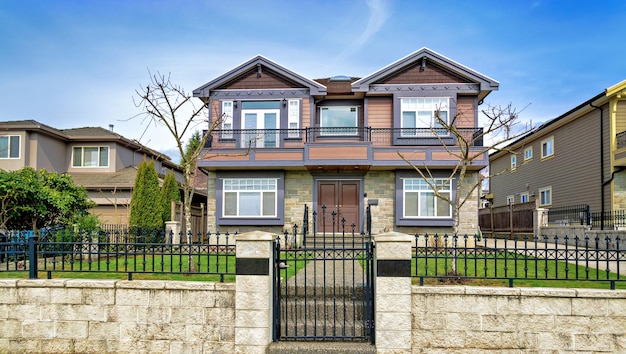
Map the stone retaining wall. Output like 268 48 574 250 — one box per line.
0 279 235 353
412 286 626 353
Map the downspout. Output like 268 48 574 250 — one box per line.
589 102 604 229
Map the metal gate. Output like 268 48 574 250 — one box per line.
273 206 374 342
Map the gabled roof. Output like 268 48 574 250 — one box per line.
0 119 69 139
192 55 327 97
352 47 499 100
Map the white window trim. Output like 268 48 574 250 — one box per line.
400 97 450 137
520 192 530 203
0 135 20 159
538 186 552 207
222 178 278 218
524 147 533 161
402 178 452 218
510 154 517 171
287 99 300 138
72 146 109 168
221 101 234 139
506 195 514 205
241 108 280 148
541 136 554 159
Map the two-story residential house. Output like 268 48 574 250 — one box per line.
0 120 187 226
193 48 499 235
488 79 626 228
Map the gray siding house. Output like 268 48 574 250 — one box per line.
0 120 185 225
489 79 626 222
193 48 500 235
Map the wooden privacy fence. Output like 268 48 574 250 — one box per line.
479 201 535 235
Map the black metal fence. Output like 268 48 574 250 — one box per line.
547 204 626 230
0 230 238 281
413 233 625 289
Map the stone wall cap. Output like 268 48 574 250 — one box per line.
575 288 626 298
215 283 236 291
65 279 117 288
519 287 577 297
0 279 19 287
235 231 276 241
465 286 521 296
412 286 466 295
116 280 166 289
374 231 414 242
17 279 67 287
165 281 216 290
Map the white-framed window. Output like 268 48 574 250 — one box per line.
400 97 449 137
541 137 554 159
288 99 300 138
223 178 277 217
524 147 533 161
221 101 234 139
320 106 358 135
241 101 281 148
520 192 530 203
506 195 514 205
0 135 20 159
539 186 552 207
72 146 109 167
511 154 517 171
403 178 451 218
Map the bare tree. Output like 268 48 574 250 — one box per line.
399 101 531 237
134 72 220 272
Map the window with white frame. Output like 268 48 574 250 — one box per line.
524 147 533 161
400 97 449 136
223 178 277 217
221 101 234 138
403 178 451 218
241 101 280 148
541 137 554 159
0 135 20 159
288 99 300 138
506 195 514 205
320 106 358 135
520 192 529 203
72 146 109 167
539 187 552 207
511 154 517 171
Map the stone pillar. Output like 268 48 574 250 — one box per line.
535 208 548 235
374 231 413 354
165 221 181 244
235 231 275 354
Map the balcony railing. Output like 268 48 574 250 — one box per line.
204 127 483 149
617 131 626 149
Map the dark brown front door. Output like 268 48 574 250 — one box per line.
318 181 360 231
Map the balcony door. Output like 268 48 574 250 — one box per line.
241 110 279 148
317 180 360 232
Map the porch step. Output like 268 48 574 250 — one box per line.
268 341 375 354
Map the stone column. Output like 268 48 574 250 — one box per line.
165 221 181 244
234 231 275 354
374 231 413 354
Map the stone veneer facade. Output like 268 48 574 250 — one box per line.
204 170 480 236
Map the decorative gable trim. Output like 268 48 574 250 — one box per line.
193 55 327 98
352 47 499 100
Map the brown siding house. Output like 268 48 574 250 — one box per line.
193 48 500 235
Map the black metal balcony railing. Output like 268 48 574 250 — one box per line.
617 131 626 149
204 127 484 149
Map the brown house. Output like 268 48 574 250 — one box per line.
0 120 188 226
489 79 626 227
193 48 499 235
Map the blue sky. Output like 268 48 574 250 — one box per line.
1 0 625 160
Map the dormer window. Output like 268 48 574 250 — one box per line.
73 146 109 167
401 98 449 136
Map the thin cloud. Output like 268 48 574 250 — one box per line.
335 0 392 63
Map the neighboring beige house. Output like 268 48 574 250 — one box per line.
489 79 626 228
0 120 187 225
193 47 499 235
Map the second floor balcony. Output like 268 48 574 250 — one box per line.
199 127 488 171
204 127 484 150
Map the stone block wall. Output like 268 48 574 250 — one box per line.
0 279 235 354
412 286 626 353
